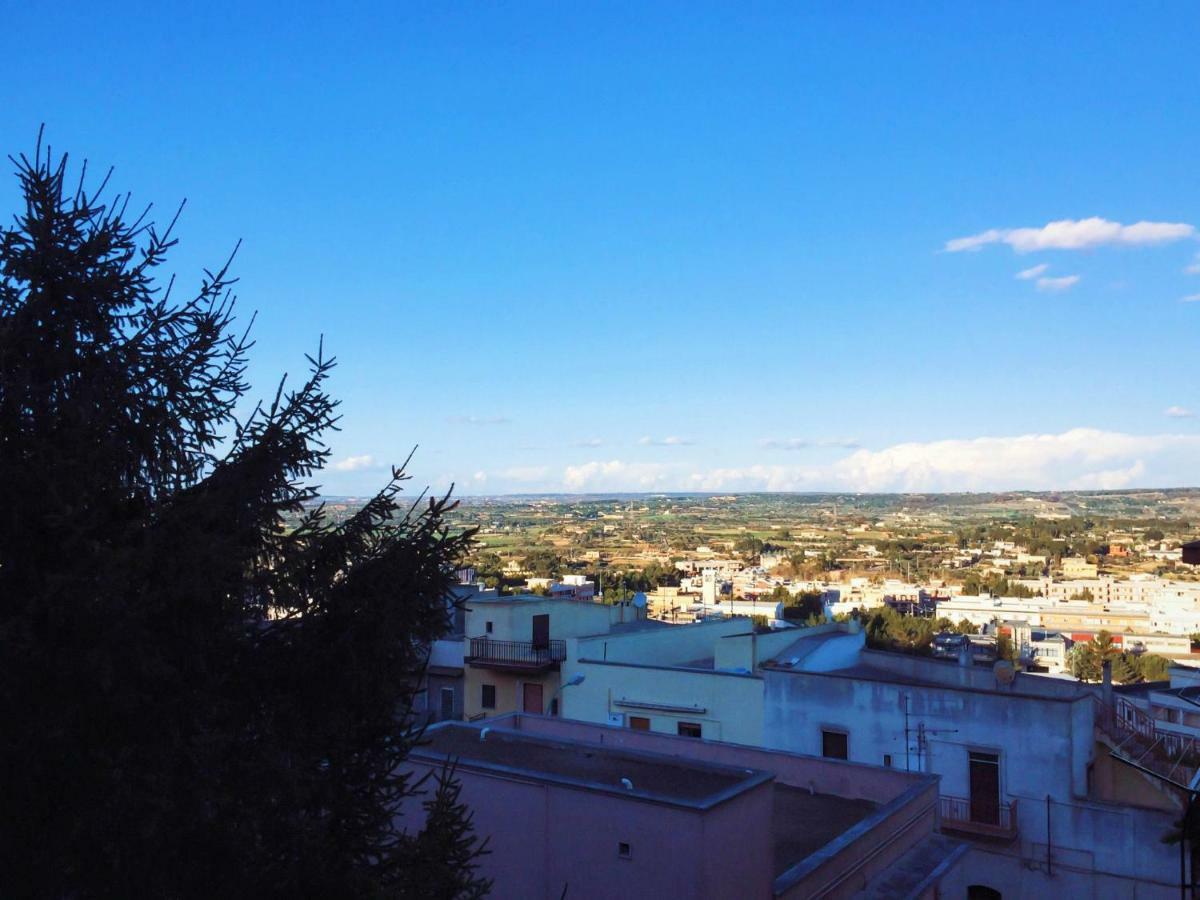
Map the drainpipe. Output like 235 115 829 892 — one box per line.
1046 794 1053 876
1182 792 1199 900
1102 660 1113 711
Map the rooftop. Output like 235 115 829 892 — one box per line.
414 716 930 892
412 722 770 809
771 784 876 876
765 634 1091 701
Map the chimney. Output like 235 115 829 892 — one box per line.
1101 659 1113 708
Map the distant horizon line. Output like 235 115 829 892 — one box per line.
310 486 1200 502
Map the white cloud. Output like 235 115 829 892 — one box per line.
1166 406 1195 418
573 438 604 448
331 454 377 472
638 435 694 446
1068 461 1146 491
1185 253 1200 275
946 217 1195 254
815 429 1197 492
1015 263 1049 280
563 460 676 491
1036 274 1080 293
553 429 1200 493
1181 294 1200 304
447 415 510 426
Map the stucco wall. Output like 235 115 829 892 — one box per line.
463 667 559 720
509 715 932 805
400 756 774 900
762 667 1183 894
763 666 1090 801
573 617 746 666
565 659 765 743
714 627 809 671
465 596 615 643
939 805 1179 900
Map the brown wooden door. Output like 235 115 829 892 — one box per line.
969 752 1000 825
522 682 544 714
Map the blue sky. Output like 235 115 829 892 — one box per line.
4 2 1199 495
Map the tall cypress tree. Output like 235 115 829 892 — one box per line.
0 133 490 899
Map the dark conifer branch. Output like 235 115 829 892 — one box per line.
0 136 489 898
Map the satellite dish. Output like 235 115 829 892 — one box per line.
994 660 1016 686
632 592 647 608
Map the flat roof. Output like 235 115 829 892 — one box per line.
772 784 876 877
764 656 1090 701
412 723 771 809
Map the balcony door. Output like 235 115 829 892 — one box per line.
522 682 544 715
531 614 550 649
969 751 1000 825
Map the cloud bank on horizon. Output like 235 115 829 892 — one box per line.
411 428 1200 495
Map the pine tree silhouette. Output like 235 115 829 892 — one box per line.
0 131 490 899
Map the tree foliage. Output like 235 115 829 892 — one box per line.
960 571 1037 598
734 534 765 557
1067 631 1169 684
934 617 979 635
860 606 935 654
0 137 489 897
775 587 826 622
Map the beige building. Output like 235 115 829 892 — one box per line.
562 620 811 745
1061 557 1099 579
463 594 644 721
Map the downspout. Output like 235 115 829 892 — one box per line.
1046 794 1053 877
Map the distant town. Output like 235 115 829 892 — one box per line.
316 488 1200 674
371 489 1200 896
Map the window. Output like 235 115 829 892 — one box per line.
618 842 632 860
677 721 702 738
481 684 496 709
629 716 651 731
485 621 493 634
883 754 893 768
821 729 848 760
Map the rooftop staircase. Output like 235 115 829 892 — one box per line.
1095 694 1200 791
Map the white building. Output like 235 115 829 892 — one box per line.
759 626 1187 897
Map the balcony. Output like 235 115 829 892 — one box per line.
938 794 1018 842
466 637 566 672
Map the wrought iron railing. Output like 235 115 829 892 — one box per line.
939 794 1018 840
1095 695 1200 786
466 637 566 668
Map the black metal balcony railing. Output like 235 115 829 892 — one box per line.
1095 695 1200 788
939 794 1019 841
466 637 566 670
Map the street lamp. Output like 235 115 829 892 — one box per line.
546 673 586 716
